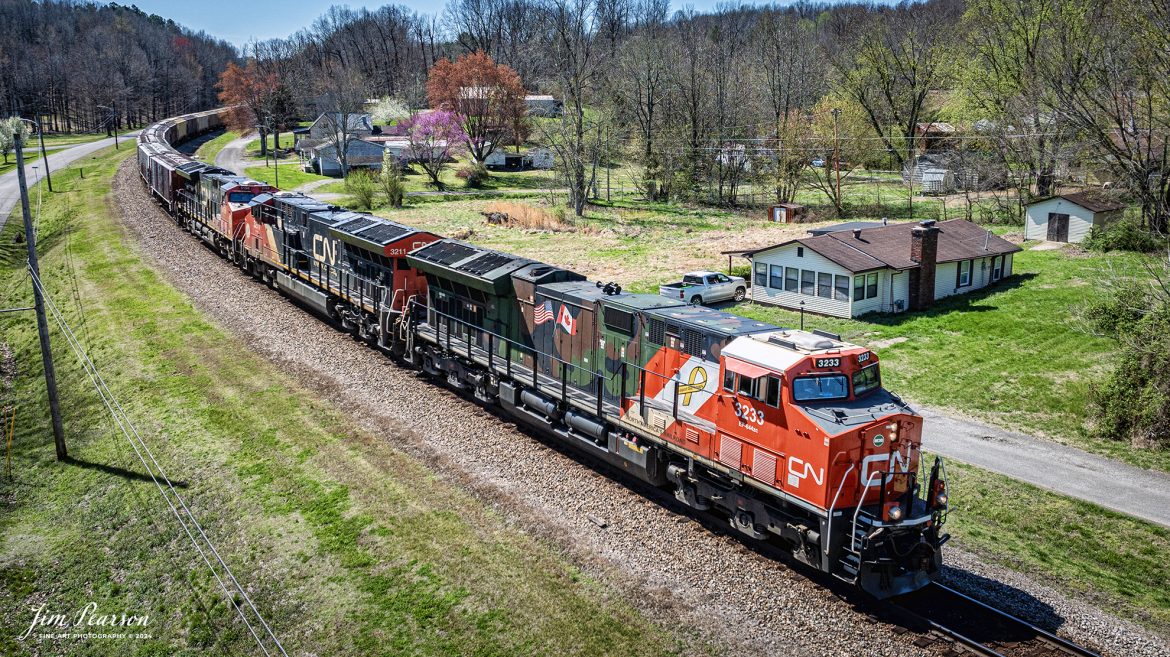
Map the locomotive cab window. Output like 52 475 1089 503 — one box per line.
765 375 781 407
227 191 254 204
792 375 849 402
853 363 881 396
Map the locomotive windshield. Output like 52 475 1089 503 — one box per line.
792 375 849 401
853 364 881 396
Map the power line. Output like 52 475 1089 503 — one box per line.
28 267 288 657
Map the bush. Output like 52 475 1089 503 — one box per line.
456 162 490 188
1083 217 1166 253
344 170 377 210
378 160 406 208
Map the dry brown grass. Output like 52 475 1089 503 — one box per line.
482 201 585 232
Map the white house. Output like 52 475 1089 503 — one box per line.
525 95 562 117
1023 192 1125 243
483 146 555 170
306 112 374 141
745 219 1021 318
301 138 387 177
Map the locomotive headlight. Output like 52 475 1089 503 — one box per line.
887 505 903 522
935 492 949 507
886 421 899 442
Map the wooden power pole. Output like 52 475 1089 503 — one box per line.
14 129 66 460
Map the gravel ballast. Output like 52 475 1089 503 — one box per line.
111 160 1166 657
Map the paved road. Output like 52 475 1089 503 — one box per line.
213 134 252 174
0 132 139 233
917 404 1170 528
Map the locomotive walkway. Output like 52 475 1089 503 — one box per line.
917 404 1170 529
0 131 139 233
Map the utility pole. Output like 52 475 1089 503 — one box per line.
15 128 66 460
112 101 119 150
831 107 842 215
606 126 611 203
34 115 52 192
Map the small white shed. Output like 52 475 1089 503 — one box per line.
1024 192 1126 243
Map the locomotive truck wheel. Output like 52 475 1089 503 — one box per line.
733 287 746 302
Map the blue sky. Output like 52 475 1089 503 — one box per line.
128 0 842 49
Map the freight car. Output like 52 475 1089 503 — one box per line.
137 111 950 599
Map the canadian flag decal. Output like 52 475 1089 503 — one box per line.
557 304 578 335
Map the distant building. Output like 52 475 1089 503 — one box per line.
483 146 555 170
745 219 1020 318
525 95 562 117
300 138 386 177
306 112 374 141
1024 192 1126 243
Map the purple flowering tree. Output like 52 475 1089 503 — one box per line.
402 110 467 189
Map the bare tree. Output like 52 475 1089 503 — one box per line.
314 62 370 177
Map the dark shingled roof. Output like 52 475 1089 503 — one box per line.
748 219 1021 273
1055 192 1126 214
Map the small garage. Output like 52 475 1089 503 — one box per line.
1024 192 1126 243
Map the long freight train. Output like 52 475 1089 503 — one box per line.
138 109 950 599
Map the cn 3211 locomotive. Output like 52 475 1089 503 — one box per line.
138 109 950 599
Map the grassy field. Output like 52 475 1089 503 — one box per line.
192 130 239 163
0 149 43 177
943 458 1170 633
244 161 333 190
0 147 690 656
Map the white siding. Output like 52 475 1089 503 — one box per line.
935 255 1007 299
750 245 854 318
887 270 910 313
1024 197 1097 243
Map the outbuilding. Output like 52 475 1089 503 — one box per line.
745 219 1020 319
1023 192 1126 243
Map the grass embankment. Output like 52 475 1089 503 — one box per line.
0 147 686 656
943 459 1170 633
244 161 333 191
0 149 42 177
192 130 239 163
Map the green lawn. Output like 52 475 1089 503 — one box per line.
944 457 1170 633
0 147 688 656
192 130 239 163
244 161 333 190
0 149 43 177
38 132 128 149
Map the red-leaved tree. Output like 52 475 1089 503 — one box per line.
217 61 278 156
403 110 468 189
426 51 527 163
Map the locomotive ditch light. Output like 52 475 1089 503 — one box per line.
885 504 904 522
935 492 949 507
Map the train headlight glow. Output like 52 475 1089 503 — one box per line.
935 492 949 507
887 506 903 522
885 421 899 441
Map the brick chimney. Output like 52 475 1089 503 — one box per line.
908 220 940 311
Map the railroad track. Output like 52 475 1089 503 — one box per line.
887 583 1101 656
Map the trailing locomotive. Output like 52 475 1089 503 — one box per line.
137 110 950 599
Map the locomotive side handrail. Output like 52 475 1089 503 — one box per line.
851 470 884 552
825 462 856 556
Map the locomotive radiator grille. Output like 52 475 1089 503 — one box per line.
718 434 742 469
753 451 777 486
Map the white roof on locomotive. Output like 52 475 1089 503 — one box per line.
722 329 856 373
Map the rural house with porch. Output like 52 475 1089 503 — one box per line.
745 219 1021 318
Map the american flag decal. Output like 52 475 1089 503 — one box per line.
533 300 554 324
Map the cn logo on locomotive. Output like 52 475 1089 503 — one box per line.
312 234 339 266
786 457 825 489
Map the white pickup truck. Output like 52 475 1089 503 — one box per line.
659 271 747 305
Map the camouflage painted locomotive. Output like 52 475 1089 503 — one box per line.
138 110 949 599
404 239 950 598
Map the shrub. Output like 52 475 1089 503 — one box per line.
1083 217 1166 253
456 162 490 188
378 154 406 208
481 201 574 231
344 170 377 210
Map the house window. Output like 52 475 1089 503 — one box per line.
817 272 832 298
957 260 972 287
866 272 878 298
991 256 1003 281
785 267 799 292
801 270 815 295
797 246 804 257
854 275 865 301
769 265 783 289
834 275 850 302
754 262 767 286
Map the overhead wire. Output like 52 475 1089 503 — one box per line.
28 266 288 657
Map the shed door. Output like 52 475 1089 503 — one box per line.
1047 213 1069 242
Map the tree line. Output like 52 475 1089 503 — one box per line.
0 0 237 134
229 0 1167 230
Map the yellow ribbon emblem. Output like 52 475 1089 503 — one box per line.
678 366 707 406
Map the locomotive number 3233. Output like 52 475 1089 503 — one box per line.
814 357 841 368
